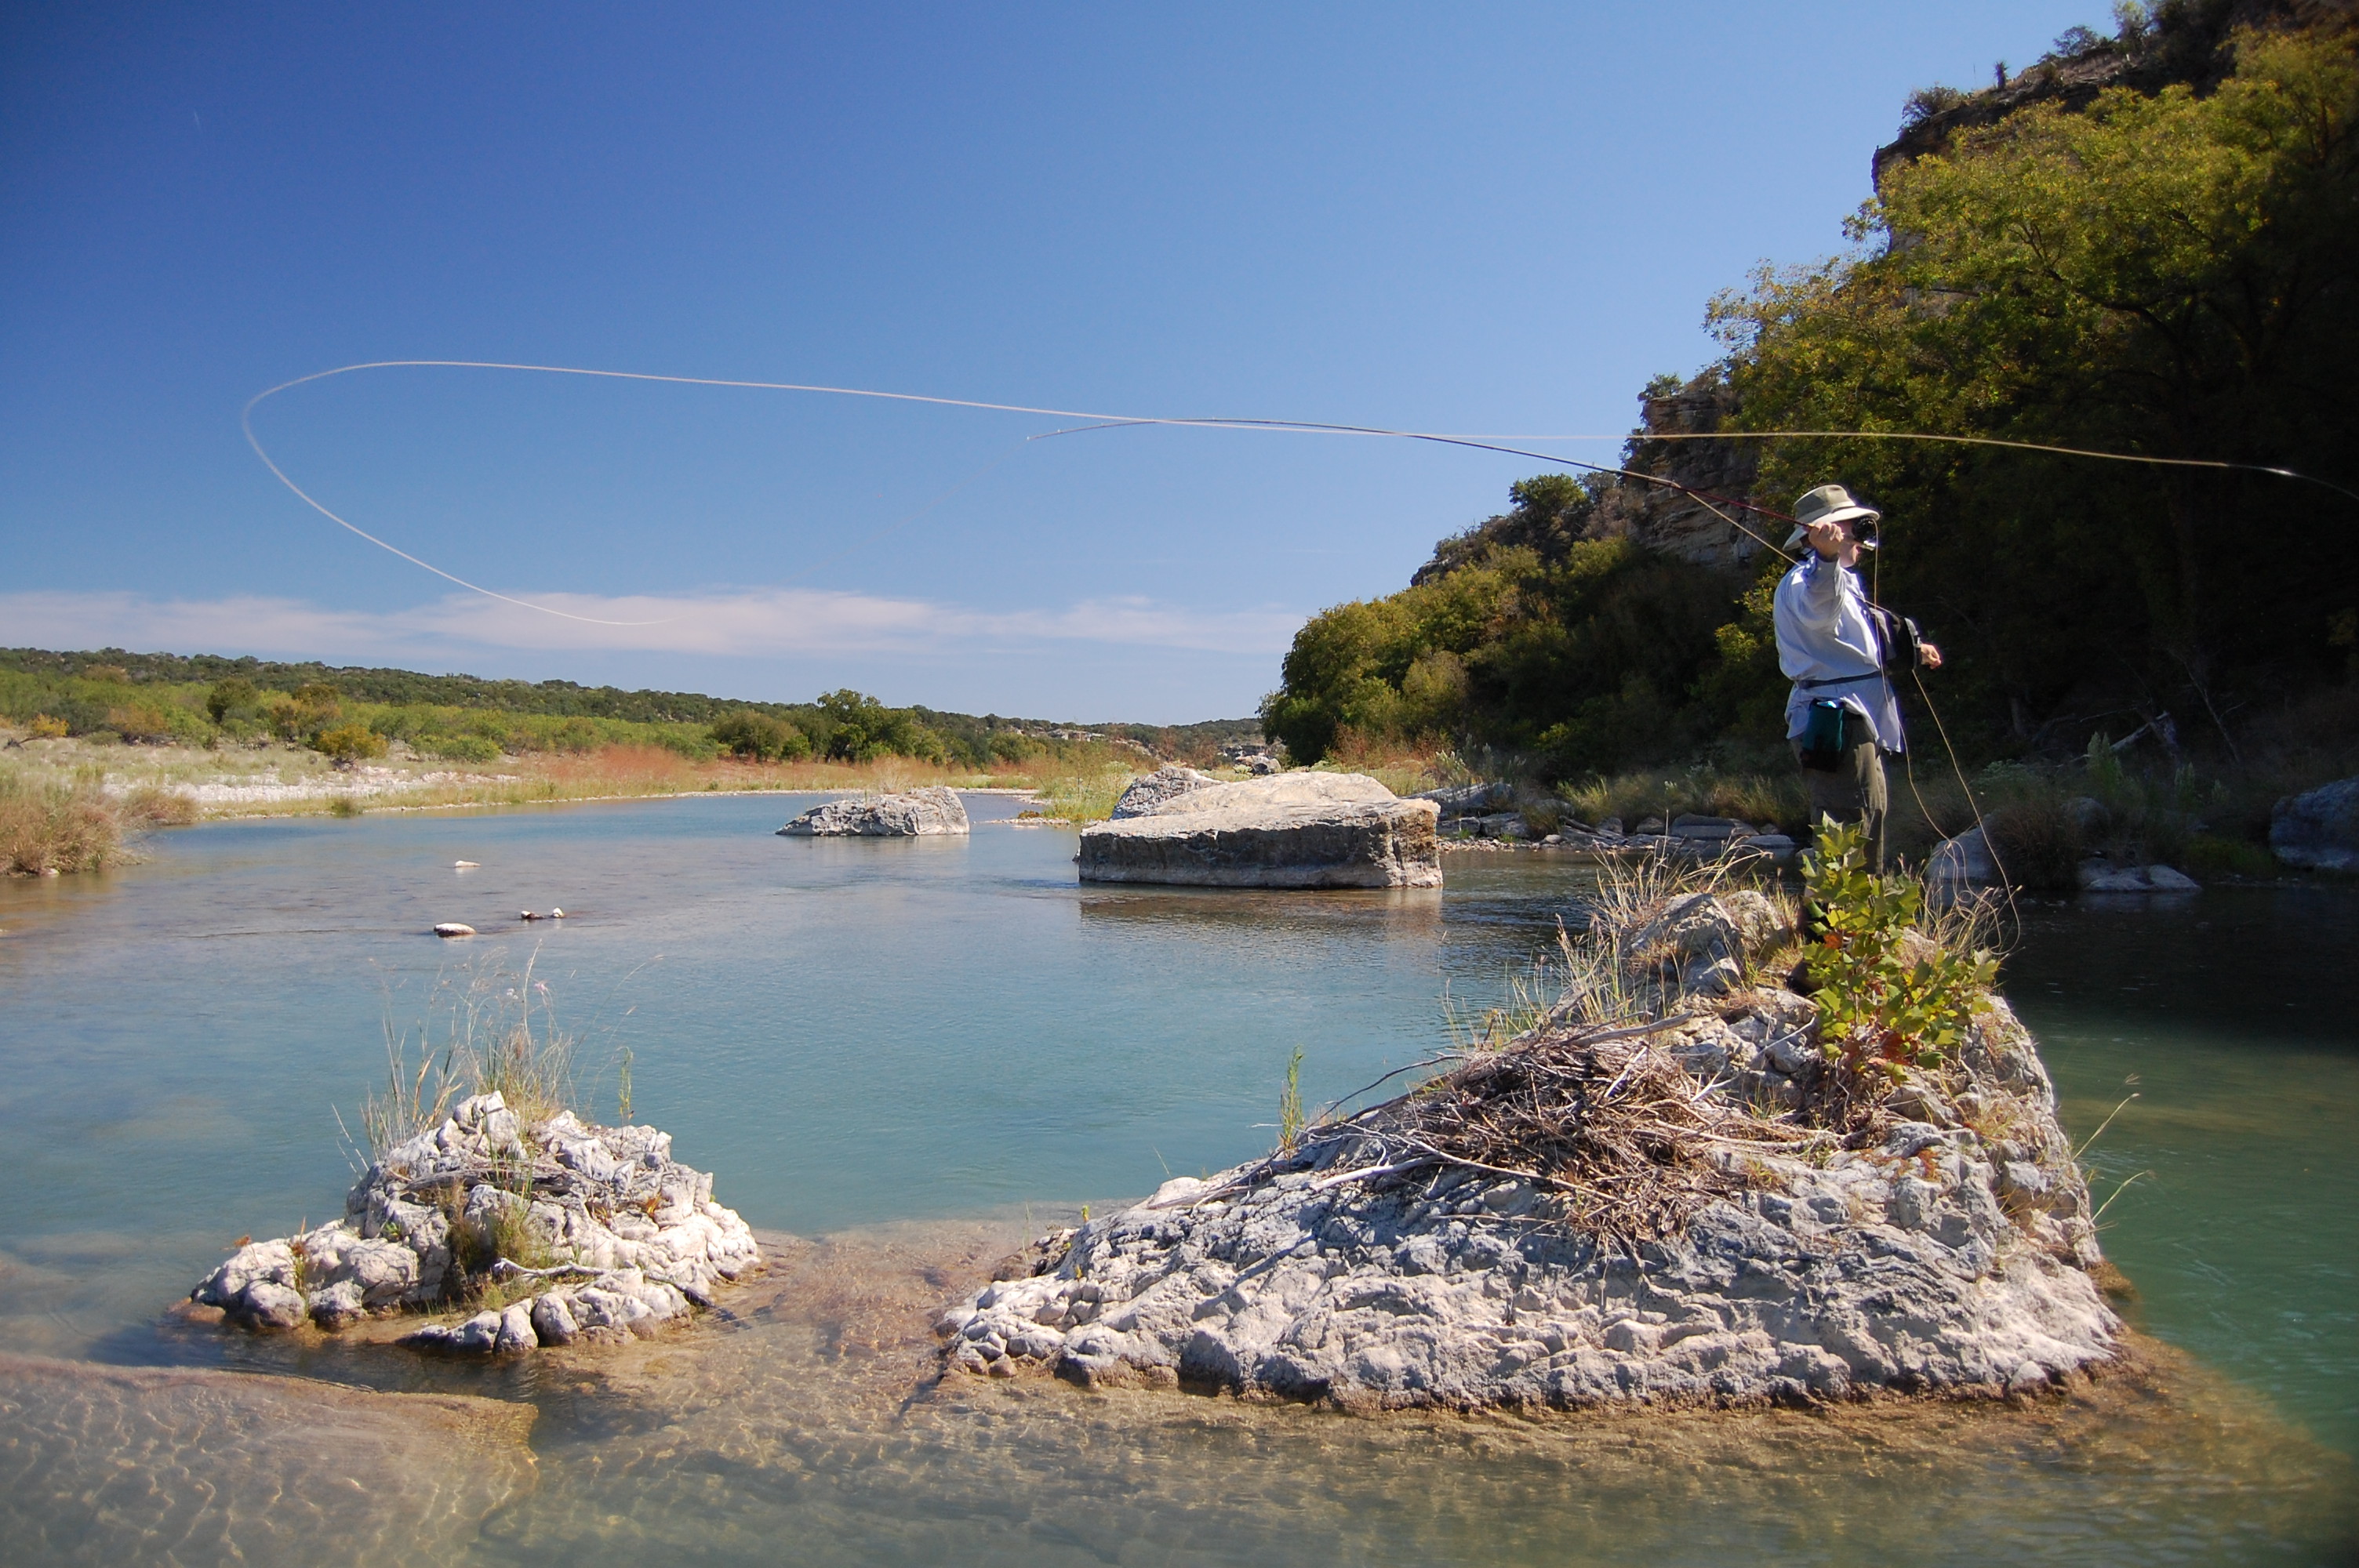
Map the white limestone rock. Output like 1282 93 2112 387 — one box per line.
191 1098 761 1354
939 996 2116 1410
1078 772 1442 889
776 786 969 837
1110 765 1217 818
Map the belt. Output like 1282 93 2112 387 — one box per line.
1796 670 1884 690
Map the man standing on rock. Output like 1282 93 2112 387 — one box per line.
1773 484 1941 873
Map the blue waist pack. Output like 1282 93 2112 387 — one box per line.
1801 699 1850 772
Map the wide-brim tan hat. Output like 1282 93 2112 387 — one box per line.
1784 483 1881 549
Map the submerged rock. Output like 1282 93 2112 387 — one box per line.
777 786 970 837
940 996 2115 1410
2270 776 2359 873
190 1091 761 1353
1078 772 1441 888
2077 860 2199 894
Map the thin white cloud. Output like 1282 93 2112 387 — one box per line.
0 587 1303 661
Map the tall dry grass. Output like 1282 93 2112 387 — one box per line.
0 772 133 873
358 954 583 1157
1558 770 1805 832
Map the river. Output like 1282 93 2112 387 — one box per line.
0 793 2351 1563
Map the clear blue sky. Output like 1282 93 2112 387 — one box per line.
2 2 2096 722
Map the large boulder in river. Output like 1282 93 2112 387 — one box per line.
777 786 969 837
2270 776 2359 873
941 990 2115 1410
1077 772 1441 888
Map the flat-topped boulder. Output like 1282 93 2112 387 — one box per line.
777 786 969 837
1077 772 1441 888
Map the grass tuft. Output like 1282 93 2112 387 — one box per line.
0 771 133 873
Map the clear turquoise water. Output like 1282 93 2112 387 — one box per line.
1 794 2353 1564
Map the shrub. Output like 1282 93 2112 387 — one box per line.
1802 818 1997 1079
710 710 810 762
27 714 67 739
104 702 177 744
1983 797 2084 891
205 677 261 724
122 786 199 826
423 734 503 763
2181 833 2277 880
315 724 389 764
548 717 602 754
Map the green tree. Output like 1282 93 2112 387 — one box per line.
710 710 811 761
812 689 940 763
1711 24 2359 747
205 677 259 724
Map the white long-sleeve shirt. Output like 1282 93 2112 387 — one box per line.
1772 551 1905 753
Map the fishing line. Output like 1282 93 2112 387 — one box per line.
245 359 2354 623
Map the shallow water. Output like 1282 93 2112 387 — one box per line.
1 796 2354 1563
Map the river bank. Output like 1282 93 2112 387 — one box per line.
0 733 1187 873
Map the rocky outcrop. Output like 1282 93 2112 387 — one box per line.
1625 889 1785 997
1077 773 1441 888
1581 373 1767 570
2270 776 2359 873
940 989 2114 1410
777 786 969 837
1110 765 1217 818
191 1092 761 1353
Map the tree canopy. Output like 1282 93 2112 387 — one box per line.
1265 19 2358 772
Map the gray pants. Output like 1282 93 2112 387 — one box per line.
1794 739 1889 873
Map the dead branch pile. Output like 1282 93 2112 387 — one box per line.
1310 1019 1812 1247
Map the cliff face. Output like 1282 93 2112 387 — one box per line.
1870 0 2345 191
1581 374 1768 571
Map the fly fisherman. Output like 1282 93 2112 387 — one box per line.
1773 483 1942 873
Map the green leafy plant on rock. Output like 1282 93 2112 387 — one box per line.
1802 818 1997 1079
1277 1047 1307 1151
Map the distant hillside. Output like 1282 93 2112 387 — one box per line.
0 646 1261 768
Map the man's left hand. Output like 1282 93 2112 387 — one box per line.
1918 641 1944 670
